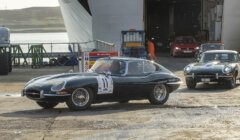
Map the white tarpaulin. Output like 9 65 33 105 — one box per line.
59 0 94 51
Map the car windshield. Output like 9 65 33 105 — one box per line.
201 53 238 63
89 59 126 75
201 44 223 52
175 36 196 44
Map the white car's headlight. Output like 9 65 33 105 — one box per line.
51 81 67 92
184 66 192 73
223 66 232 74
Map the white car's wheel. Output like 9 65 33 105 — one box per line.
149 84 169 105
66 88 94 110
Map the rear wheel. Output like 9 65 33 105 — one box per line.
186 79 196 89
66 88 94 110
36 102 58 109
149 84 169 105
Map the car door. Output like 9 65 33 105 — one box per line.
113 60 152 100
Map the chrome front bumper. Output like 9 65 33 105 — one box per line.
185 73 233 79
22 90 71 99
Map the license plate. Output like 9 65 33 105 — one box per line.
183 50 192 53
201 78 210 82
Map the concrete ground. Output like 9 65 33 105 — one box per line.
1 54 240 140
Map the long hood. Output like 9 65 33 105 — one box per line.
189 61 235 73
25 72 98 87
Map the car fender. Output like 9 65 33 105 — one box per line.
65 77 98 93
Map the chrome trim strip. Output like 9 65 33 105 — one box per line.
185 75 232 78
167 81 183 85
217 76 233 78
43 94 71 97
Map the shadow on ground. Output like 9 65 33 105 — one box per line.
1 101 239 119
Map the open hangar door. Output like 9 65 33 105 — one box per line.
144 0 224 52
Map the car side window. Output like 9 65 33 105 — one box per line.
144 61 156 73
110 60 126 75
127 61 143 75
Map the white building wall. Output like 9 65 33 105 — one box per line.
222 0 240 51
88 0 144 48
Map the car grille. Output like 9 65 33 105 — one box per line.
26 90 41 99
195 73 216 78
182 48 194 50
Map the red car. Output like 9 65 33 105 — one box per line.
170 36 199 57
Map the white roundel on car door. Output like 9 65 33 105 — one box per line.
96 75 114 94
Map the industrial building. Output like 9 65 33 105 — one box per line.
59 0 239 51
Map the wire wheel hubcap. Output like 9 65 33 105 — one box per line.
153 84 167 101
72 88 90 107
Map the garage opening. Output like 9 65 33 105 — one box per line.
145 0 201 50
145 0 224 51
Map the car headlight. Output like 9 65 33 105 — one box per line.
51 81 67 92
168 78 181 82
223 66 232 74
195 47 199 50
184 66 192 73
175 47 180 50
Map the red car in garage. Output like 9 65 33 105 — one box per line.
170 36 199 57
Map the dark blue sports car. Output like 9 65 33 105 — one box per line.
184 50 240 89
22 57 181 110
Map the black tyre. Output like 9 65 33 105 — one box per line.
226 76 236 89
8 52 12 72
149 84 169 105
0 53 9 75
36 102 58 109
186 79 196 89
66 88 94 110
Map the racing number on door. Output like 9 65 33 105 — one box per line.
102 78 109 91
97 75 113 94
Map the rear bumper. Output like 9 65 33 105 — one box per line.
174 50 196 56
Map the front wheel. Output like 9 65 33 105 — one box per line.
36 102 58 109
226 76 236 89
186 79 196 89
149 84 169 105
66 88 94 110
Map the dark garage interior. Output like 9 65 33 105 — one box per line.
145 0 202 49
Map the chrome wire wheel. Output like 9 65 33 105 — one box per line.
153 84 167 101
72 88 90 107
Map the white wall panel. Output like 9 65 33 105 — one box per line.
222 0 240 51
88 0 144 48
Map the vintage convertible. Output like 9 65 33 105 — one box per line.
22 57 181 110
184 50 240 89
